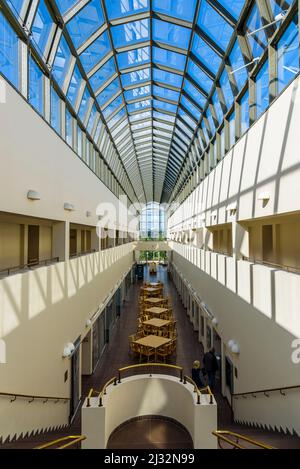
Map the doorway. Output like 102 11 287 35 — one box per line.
70 229 77 256
28 225 39 265
70 337 81 421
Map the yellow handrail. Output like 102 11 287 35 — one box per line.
183 376 201 404
35 435 86 449
212 430 275 449
118 363 183 383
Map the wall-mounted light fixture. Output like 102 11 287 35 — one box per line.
85 319 92 328
226 202 237 216
257 192 270 208
27 190 41 201
64 203 75 211
62 343 75 358
86 211 92 218
212 317 219 327
228 340 240 354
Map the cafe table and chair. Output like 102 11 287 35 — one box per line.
132 335 171 362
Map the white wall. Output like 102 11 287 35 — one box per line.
82 374 217 449
169 77 300 231
168 77 300 434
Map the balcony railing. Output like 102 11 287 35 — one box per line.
69 249 96 258
0 257 60 278
241 256 300 274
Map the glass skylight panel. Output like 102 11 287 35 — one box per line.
0 13 19 89
118 47 150 69
94 120 103 144
180 96 201 120
28 56 44 116
201 121 209 145
52 36 73 87
125 85 151 102
153 85 180 103
103 95 124 119
130 111 151 123
212 91 223 125
111 19 150 49
89 57 116 91
192 34 222 74
78 87 91 122
87 104 97 134
153 111 176 123
66 0 105 50
107 108 126 129
175 128 190 145
240 90 249 134
121 68 150 87
153 19 191 50
183 80 206 108
277 16 300 93
178 110 196 131
31 0 54 58
229 40 247 91
55 0 78 16
6 0 25 19
154 121 174 132
132 121 150 131
206 107 215 135
66 64 83 107
218 0 246 20
97 78 120 107
154 99 177 114
173 136 187 152
245 3 267 58
105 0 149 20
187 60 213 94
153 47 186 72
219 69 234 110
127 100 151 113
256 60 269 118
153 0 197 22
153 69 183 89
80 32 111 73
197 0 233 52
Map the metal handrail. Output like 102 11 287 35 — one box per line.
118 363 184 384
183 376 201 404
233 384 300 399
199 385 214 404
69 249 96 258
35 435 86 449
242 256 300 274
0 257 60 276
0 391 69 404
86 377 118 408
212 430 275 449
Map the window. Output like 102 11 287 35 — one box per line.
256 61 269 118
0 13 19 89
220 69 234 110
240 90 249 135
80 31 111 73
67 65 82 108
6 0 25 19
229 112 235 148
66 0 105 49
28 56 44 116
77 126 83 158
31 0 54 58
51 86 61 134
52 36 72 87
277 16 299 94
245 3 267 59
66 109 73 146
230 40 247 91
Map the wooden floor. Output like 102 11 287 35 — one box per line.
2 265 300 449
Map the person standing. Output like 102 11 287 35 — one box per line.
191 360 205 388
203 348 218 390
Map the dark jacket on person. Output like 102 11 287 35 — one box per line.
192 367 205 388
203 351 218 373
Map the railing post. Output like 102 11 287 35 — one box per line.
114 378 117 386
180 369 183 382
183 376 187 384
118 370 121 383
210 394 213 404
98 396 102 407
87 397 90 407
197 394 200 405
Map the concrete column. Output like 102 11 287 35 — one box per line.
91 229 100 252
203 227 213 251
232 222 249 260
52 221 69 262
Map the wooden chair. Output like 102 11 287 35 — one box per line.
156 343 172 363
139 345 155 363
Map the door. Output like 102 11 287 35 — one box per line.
28 225 39 265
86 231 91 251
92 313 105 371
70 229 77 256
81 230 85 252
70 337 81 420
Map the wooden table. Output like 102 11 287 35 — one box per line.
149 282 161 287
145 307 169 318
144 297 165 305
142 287 161 295
133 335 171 361
143 318 171 329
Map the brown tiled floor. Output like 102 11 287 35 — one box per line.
107 416 193 449
2 265 300 449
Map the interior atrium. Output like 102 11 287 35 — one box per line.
0 0 300 452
